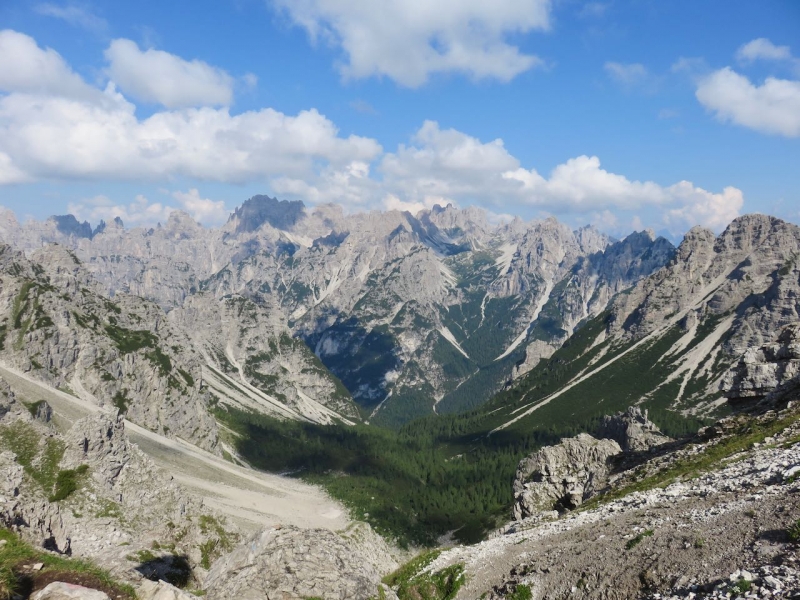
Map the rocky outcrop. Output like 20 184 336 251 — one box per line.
204 525 398 600
0 378 238 586
169 293 360 424
596 406 672 452
60 414 131 490
137 580 197 600
722 322 800 403
32 582 111 600
0 244 218 451
512 433 622 520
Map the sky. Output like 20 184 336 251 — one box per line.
0 0 798 239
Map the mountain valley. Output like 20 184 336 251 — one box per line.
1 198 799 599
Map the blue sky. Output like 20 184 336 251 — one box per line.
0 0 798 238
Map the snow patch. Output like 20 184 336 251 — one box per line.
494 242 517 277
439 261 458 289
439 326 470 359
281 231 313 248
495 280 554 361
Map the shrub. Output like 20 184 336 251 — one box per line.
49 465 90 502
625 529 654 550
787 519 800 542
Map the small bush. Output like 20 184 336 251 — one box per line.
49 464 90 502
507 584 533 600
730 578 752 594
787 519 800 542
626 529 654 550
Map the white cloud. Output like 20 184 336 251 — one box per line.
275 121 744 231
68 195 173 226
0 30 99 100
736 38 792 63
0 93 381 182
604 61 648 86
104 39 235 108
272 0 551 87
663 184 744 232
35 4 107 33
171 188 230 225
0 31 745 233
695 67 800 137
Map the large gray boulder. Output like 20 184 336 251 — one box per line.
723 322 800 403
204 525 397 600
32 582 110 600
596 406 672 452
512 433 622 520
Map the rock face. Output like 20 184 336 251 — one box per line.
169 293 359 424
0 379 238 585
204 525 397 600
512 433 622 520
0 244 218 451
596 406 672 452
0 201 674 425
722 322 800 403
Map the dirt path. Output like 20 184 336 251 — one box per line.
0 363 351 534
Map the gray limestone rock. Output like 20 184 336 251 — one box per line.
32 582 111 600
722 321 800 402
204 525 395 600
512 433 622 520
596 406 672 452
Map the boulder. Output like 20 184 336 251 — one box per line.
138 579 197 600
32 582 110 600
513 433 621 520
204 525 394 600
596 406 672 452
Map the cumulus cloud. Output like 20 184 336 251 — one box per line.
68 195 173 226
604 61 648 86
273 0 551 86
274 121 744 231
736 38 792 63
34 3 107 33
0 31 381 184
104 39 235 108
171 188 230 225
695 67 800 137
68 190 231 227
690 39 800 137
0 30 99 100
663 185 744 232
0 31 745 233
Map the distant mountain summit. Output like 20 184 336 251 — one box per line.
228 194 306 233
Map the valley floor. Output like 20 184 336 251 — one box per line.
0 362 351 534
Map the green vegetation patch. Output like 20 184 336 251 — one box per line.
0 527 136 599
0 421 65 493
384 550 465 600
112 389 131 415
625 529 654 550
104 324 158 354
506 584 533 600
49 464 90 502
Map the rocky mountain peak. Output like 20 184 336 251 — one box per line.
50 214 93 239
714 213 784 255
228 195 306 233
